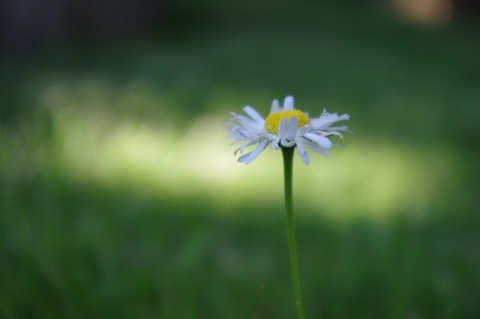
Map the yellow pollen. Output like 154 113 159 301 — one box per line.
264 109 310 134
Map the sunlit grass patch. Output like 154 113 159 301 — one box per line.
23 103 463 221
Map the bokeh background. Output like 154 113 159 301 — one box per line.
1 0 480 318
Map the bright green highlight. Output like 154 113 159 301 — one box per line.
264 109 310 134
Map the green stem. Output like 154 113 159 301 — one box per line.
282 146 305 319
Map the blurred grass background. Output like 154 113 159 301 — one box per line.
1 0 480 318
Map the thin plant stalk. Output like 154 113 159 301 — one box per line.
282 146 305 319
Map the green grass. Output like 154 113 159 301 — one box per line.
1 1 480 318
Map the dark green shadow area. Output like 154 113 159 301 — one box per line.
1 0 479 148
1 167 480 318
1 1 480 318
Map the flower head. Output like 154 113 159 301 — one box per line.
226 96 350 164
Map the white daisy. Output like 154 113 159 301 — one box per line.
226 96 350 164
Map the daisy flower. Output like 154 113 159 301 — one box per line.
226 96 350 164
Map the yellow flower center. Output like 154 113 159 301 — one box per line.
264 109 310 134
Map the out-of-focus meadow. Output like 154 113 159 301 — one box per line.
1 0 480 318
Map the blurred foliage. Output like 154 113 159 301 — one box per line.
1 1 480 318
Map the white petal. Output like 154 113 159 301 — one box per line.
285 116 298 140
305 133 333 150
303 138 331 157
284 96 294 110
311 111 349 130
324 126 350 134
279 117 298 147
324 131 344 138
296 137 305 154
234 139 254 155
296 138 310 164
278 118 289 140
238 139 269 164
237 153 250 163
296 125 310 137
281 140 296 148
243 106 265 125
270 99 281 113
300 149 310 164
271 136 281 149
232 114 261 130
